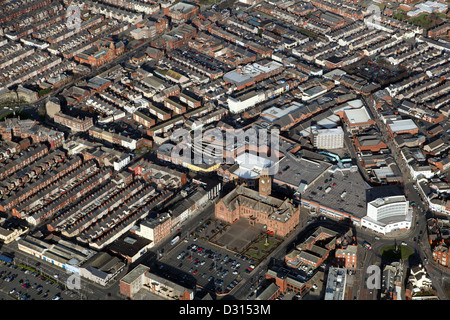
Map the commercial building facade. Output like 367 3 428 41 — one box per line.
361 196 412 234
312 126 344 150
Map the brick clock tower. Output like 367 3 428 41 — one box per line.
259 172 272 198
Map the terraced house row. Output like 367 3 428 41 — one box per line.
0 148 66 197
24 167 113 226
0 154 82 213
0 144 48 180
79 188 174 250
51 179 147 237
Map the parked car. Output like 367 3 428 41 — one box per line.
363 241 372 250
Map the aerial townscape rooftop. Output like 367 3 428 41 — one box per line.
0 0 449 310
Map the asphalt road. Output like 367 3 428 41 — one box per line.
1 241 125 300
0 261 79 301
359 96 450 300
22 37 154 116
0 93 446 301
143 201 258 298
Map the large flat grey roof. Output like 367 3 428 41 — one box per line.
120 264 149 285
223 71 253 87
273 155 331 191
388 119 418 132
301 166 368 219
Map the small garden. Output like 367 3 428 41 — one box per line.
380 244 414 260
243 234 282 264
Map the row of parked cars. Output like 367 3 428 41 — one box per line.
1 263 78 300
12 277 63 300
184 244 251 276
1 269 18 282
174 243 251 294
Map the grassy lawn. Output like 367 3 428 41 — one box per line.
408 13 443 29
0 109 31 121
244 235 281 263
393 12 408 21
38 87 52 98
296 27 319 39
380 244 414 260
392 10 445 30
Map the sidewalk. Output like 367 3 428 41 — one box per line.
382 228 413 240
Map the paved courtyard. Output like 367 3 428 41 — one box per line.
212 219 264 253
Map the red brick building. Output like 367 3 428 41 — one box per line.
264 266 324 299
428 157 450 172
0 118 64 149
54 112 94 132
335 244 358 269
215 174 300 237
75 39 125 67
335 107 376 133
354 135 387 153
133 110 157 128
285 226 341 269
428 23 450 39
433 242 450 266
1 156 82 214
0 145 48 180
119 264 150 298
0 0 52 25
310 0 364 20
163 2 199 21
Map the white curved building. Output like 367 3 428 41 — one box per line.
361 195 412 235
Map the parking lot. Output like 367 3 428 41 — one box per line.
159 236 258 296
0 261 81 300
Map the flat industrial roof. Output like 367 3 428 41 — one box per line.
261 102 304 123
313 126 344 136
233 153 275 178
301 166 369 219
223 71 253 87
388 119 418 132
368 195 407 208
108 232 152 258
273 155 331 191
120 264 149 285
344 106 371 124
362 208 412 226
